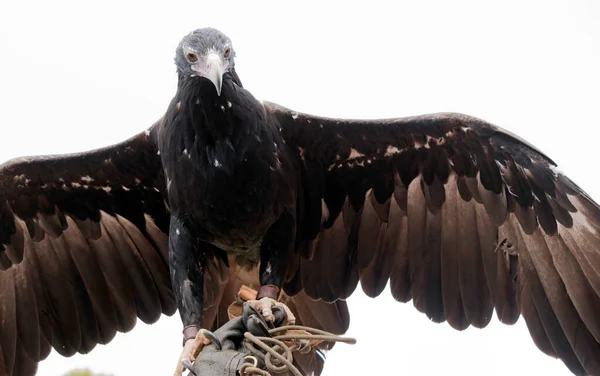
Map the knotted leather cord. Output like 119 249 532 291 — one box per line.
183 286 357 376
240 325 356 375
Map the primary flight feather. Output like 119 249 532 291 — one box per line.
1 27 599 375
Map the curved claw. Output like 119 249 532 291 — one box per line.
180 359 197 376
173 329 212 376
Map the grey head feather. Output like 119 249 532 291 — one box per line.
175 27 235 77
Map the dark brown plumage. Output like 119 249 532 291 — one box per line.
272 106 600 375
1 27 600 375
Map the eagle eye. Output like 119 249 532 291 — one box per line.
186 53 198 63
224 48 231 58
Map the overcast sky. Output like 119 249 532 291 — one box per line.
0 1 599 375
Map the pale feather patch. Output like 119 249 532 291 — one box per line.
321 199 330 224
571 211 598 235
384 145 401 157
348 148 364 160
13 174 30 185
298 147 305 161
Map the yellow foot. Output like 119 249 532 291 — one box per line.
247 296 297 325
173 328 212 376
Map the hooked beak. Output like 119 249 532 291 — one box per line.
191 53 224 96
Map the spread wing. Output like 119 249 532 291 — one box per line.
0 123 179 375
268 102 600 375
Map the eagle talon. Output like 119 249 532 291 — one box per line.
173 328 212 376
180 359 197 376
248 296 296 325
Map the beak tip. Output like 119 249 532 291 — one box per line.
209 73 223 97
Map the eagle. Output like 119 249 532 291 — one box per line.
1 27 600 375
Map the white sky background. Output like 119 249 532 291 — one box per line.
0 1 599 375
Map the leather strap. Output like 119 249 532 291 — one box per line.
256 285 280 300
183 325 201 345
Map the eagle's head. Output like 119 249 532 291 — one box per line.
175 28 235 96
